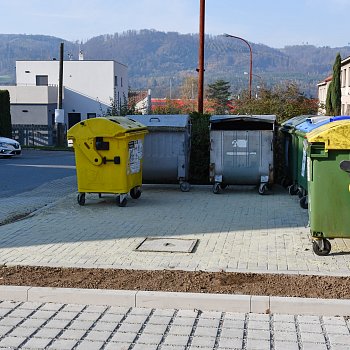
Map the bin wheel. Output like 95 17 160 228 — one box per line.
258 183 267 195
288 184 298 196
180 182 191 192
77 193 85 206
116 196 128 207
312 239 331 256
130 187 142 199
212 183 222 194
300 195 308 210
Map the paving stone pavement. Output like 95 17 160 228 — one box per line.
0 300 349 350
0 176 76 226
1 184 350 275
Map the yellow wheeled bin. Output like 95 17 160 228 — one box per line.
67 117 148 207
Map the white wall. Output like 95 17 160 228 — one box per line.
15 60 128 124
341 59 350 115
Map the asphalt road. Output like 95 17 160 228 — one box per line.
0 149 76 198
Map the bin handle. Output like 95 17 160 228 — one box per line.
149 117 160 123
340 160 350 174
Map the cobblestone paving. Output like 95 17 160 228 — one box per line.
1 185 350 275
0 300 349 350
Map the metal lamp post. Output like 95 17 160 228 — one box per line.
224 33 253 99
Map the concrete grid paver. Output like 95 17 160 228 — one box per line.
0 302 347 349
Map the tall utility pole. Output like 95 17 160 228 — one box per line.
197 0 205 113
55 42 65 146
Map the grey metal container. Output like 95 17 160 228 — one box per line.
209 115 276 194
128 115 191 191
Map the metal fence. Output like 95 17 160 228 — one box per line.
12 124 57 146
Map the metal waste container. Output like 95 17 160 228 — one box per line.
306 120 350 255
209 115 276 194
279 115 316 194
128 115 191 192
67 116 148 207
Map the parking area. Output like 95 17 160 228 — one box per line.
1 184 350 276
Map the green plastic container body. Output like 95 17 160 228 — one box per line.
280 115 312 185
308 148 350 238
294 117 331 194
307 120 350 239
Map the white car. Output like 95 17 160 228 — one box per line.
0 137 21 157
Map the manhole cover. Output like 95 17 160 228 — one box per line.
135 238 198 253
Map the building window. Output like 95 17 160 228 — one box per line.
87 113 96 119
343 69 347 88
36 75 48 86
114 76 118 86
121 77 123 87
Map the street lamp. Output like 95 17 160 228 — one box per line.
224 33 253 99
244 72 264 88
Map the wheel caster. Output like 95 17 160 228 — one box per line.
300 195 308 209
180 182 191 192
130 187 142 199
258 183 267 195
77 193 85 206
212 182 222 194
312 239 331 256
288 184 298 196
116 195 127 207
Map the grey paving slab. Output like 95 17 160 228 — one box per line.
2 184 350 276
0 300 348 349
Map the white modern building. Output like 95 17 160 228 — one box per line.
0 59 128 128
318 55 350 115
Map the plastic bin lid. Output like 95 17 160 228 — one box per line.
306 120 350 150
67 116 147 138
210 114 276 123
281 115 316 129
128 114 189 130
295 116 331 133
330 116 350 122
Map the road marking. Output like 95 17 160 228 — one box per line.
6 164 76 169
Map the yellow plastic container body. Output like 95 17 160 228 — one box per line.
67 117 148 194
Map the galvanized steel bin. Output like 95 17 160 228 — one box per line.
209 115 276 194
128 115 191 191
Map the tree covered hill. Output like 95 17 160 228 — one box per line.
0 30 349 97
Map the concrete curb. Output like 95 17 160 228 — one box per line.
1 285 350 316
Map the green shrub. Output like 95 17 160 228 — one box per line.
189 112 210 184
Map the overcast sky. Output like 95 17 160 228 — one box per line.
0 0 348 48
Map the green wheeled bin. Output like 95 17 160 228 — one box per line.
293 116 331 209
279 115 315 194
306 120 350 255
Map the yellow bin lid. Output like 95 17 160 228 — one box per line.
67 116 147 139
306 120 350 150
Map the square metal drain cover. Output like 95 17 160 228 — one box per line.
135 238 198 253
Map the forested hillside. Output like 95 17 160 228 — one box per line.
1 30 349 97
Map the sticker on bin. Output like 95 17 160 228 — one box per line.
128 140 143 174
215 175 222 182
260 175 269 183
